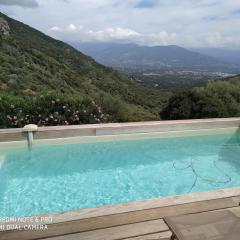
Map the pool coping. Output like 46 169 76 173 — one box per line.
1 117 240 142
13 187 240 223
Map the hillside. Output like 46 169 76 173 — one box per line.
0 12 170 127
161 75 240 120
71 42 239 73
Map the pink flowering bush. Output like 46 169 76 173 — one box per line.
0 92 110 128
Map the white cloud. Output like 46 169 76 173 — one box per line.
48 24 178 46
68 24 77 32
49 25 139 42
141 32 177 46
86 27 140 41
49 26 60 32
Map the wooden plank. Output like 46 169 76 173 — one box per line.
0 197 237 240
228 206 240 217
39 219 169 240
124 231 172 240
164 207 240 240
231 195 240 205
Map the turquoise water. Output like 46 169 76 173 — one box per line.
0 130 240 217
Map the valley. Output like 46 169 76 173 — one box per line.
123 69 236 91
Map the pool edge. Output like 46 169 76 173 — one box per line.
0 117 240 142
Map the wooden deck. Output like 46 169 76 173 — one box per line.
1 188 240 240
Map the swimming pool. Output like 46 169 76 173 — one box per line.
0 127 240 217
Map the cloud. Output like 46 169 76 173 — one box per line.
232 9 240 15
135 0 158 8
0 0 39 8
86 27 141 41
49 24 177 46
50 24 82 33
49 22 240 49
49 25 140 42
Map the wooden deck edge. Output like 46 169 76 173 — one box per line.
18 187 240 223
163 205 240 240
39 220 171 240
122 231 173 240
1 189 240 240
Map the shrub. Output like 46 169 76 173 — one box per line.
0 92 109 128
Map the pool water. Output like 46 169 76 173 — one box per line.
0 129 240 217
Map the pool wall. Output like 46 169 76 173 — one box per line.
1 117 240 142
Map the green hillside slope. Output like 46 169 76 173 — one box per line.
161 75 240 120
0 12 169 128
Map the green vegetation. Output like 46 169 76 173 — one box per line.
0 92 108 128
161 75 240 120
0 12 169 128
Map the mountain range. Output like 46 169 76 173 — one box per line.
191 48 240 65
71 42 240 73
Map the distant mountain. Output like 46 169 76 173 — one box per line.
191 48 240 65
0 12 168 122
71 42 239 73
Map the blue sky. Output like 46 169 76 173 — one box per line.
0 0 240 49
